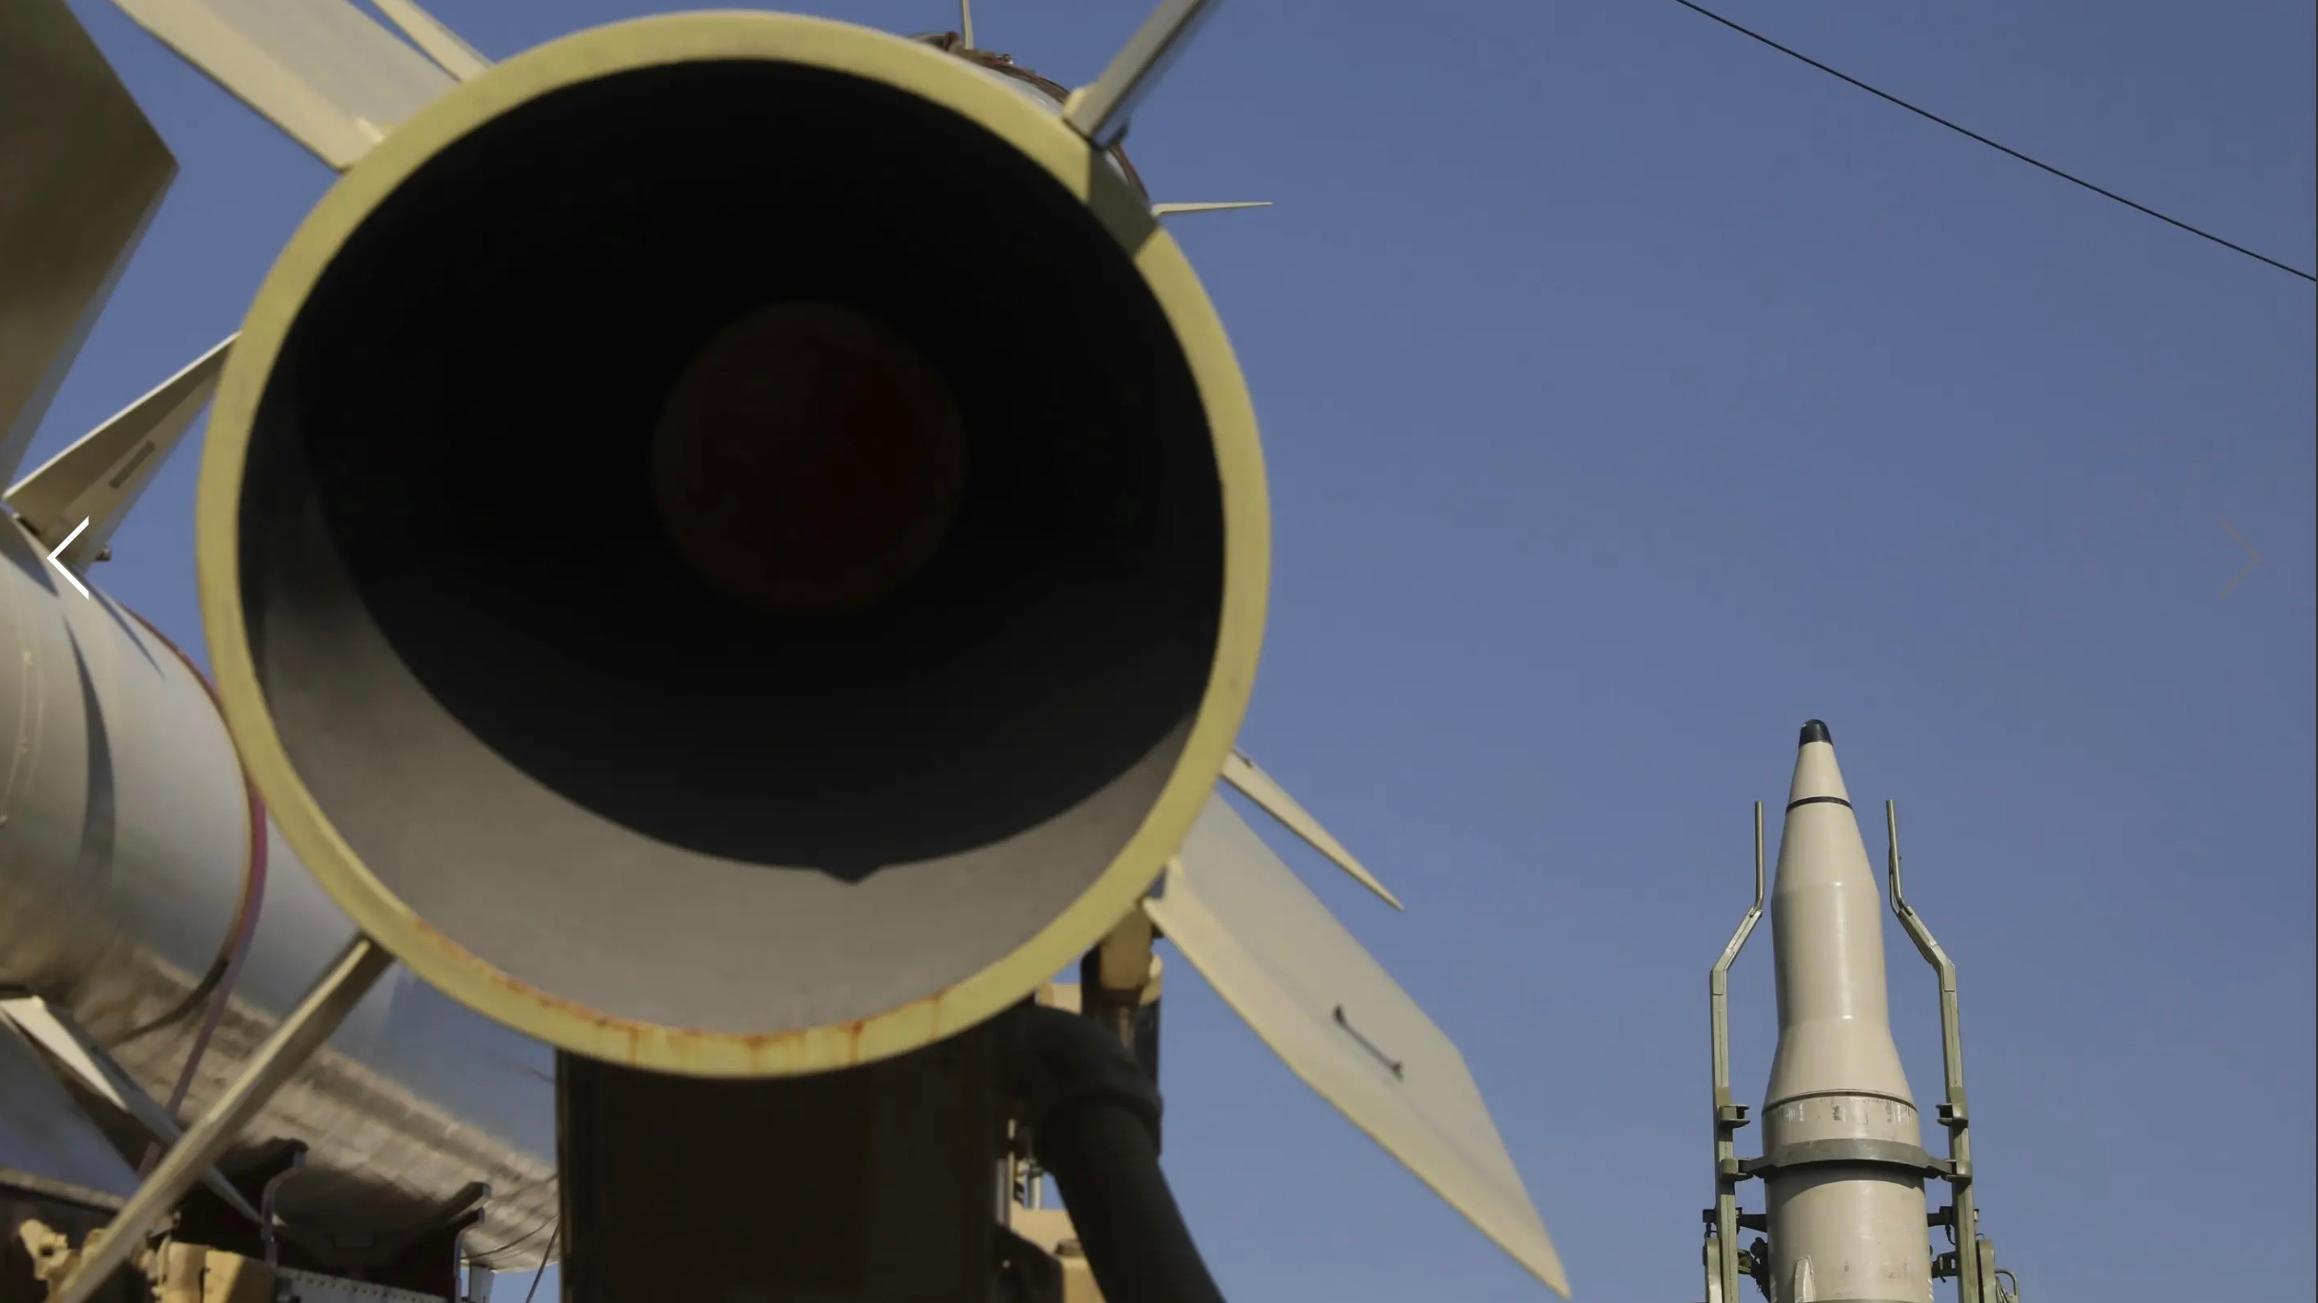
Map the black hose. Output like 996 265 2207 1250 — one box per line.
1003 1005 1225 1303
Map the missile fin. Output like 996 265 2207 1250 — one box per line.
105 0 458 168
1221 749 1404 909
0 996 265 1226
1153 201 1274 218
0 1016 141 1203
1063 0 1225 147
7 335 234 570
0 0 177 482
365 0 490 81
1144 797 1568 1296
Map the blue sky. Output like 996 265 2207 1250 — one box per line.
41 2 2313 1299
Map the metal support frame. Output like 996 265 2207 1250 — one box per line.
0 994 265 1226
1704 803 1767 1303
1886 801 2005 1303
51 937 393 1303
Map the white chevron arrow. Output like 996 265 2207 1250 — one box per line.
43 517 91 599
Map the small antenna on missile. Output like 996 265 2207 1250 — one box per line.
957 0 974 50
1064 0 1225 147
1153 201 1273 218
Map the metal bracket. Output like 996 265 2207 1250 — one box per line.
992 1223 1064 1303
1704 804 1767 1303
1886 801 1991 1303
1700 1230 1726 1303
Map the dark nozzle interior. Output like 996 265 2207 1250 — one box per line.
233 61 1226 1032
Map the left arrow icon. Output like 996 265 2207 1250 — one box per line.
44 518 91 598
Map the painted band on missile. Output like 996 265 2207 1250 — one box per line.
1761 720 1932 1303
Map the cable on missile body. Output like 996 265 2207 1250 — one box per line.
520 1221 559 1303
1669 0 2318 284
107 605 275 1194
463 1208 561 1262
111 609 270 1051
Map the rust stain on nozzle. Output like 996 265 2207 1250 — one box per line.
404 914 970 1078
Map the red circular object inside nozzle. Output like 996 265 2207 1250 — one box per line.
650 304 966 615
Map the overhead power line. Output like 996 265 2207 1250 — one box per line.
1670 0 2317 284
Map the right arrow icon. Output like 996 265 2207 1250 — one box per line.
2220 519 2261 597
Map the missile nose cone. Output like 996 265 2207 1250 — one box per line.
1786 720 1850 808
1761 722 1927 1301
1767 714 1905 1104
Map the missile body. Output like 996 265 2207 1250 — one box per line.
1761 721 1931 1303
0 522 557 1269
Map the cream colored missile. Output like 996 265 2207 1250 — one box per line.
1761 720 1934 1303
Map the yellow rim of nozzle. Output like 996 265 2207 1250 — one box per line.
195 10 1272 1078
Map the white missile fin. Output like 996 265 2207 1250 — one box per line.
1153 201 1273 218
7 335 234 570
0 996 266 1225
1221 749 1403 909
1144 796 1568 1296
0 997 141 1117
365 0 490 81
1063 0 1225 147
106 0 457 169
0 1015 141 1202
0 0 177 482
